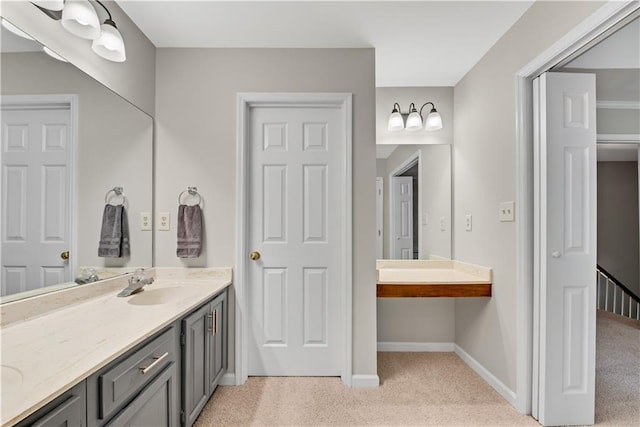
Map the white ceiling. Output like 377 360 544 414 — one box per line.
116 0 534 87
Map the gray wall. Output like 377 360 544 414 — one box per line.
453 0 605 392
0 0 156 115
1 52 153 271
154 48 377 377
597 162 639 295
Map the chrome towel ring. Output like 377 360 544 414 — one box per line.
105 187 126 205
178 187 202 206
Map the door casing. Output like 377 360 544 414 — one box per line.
235 93 353 386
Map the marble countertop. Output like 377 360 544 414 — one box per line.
376 259 492 285
0 268 232 427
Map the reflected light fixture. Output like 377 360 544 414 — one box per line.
91 1 126 62
1 19 35 41
61 0 101 39
387 101 443 131
31 0 64 11
43 46 69 62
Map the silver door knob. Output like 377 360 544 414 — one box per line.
551 251 561 258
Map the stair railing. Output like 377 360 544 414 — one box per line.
596 264 640 320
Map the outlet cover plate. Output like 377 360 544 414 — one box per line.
158 212 170 231
140 212 152 231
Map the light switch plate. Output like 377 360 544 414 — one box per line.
140 212 152 231
465 214 473 231
440 216 446 231
158 212 170 231
499 201 515 222
422 212 429 225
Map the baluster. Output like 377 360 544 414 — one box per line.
613 285 617 314
605 279 610 312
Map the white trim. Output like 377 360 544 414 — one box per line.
389 150 422 259
235 92 353 387
377 342 455 352
597 100 640 110
454 345 518 408
515 0 639 418
351 374 380 388
375 177 384 259
0 94 78 286
597 134 640 143
219 373 236 386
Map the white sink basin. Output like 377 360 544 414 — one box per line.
127 286 194 306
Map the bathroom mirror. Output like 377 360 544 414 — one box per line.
376 145 452 260
0 19 153 301
375 87 452 260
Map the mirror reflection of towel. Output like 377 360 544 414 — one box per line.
98 204 130 258
177 204 202 258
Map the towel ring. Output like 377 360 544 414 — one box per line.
105 187 126 206
178 187 202 206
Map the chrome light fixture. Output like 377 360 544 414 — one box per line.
387 101 443 131
91 1 126 62
61 0 101 39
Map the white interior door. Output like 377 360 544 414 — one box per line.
1 103 72 296
376 177 383 259
534 71 597 426
248 105 344 376
391 176 413 259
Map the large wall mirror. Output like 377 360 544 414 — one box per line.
0 19 153 302
376 87 452 260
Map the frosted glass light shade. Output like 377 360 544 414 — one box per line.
405 112 423 131
425 110 443 131
61 0 100 40
31 0 64 11
388 111 404 131
92 23 126 62
43 46 68 62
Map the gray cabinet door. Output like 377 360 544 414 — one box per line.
182 303 210 427
105 363 177 427
208 292 227 393
15 382 86 427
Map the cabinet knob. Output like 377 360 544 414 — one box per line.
250 251 261 261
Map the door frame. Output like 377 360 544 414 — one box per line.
235 92 353 386
389 150 422 259
514 0 639 415
375 177 383 259
0 94 78 290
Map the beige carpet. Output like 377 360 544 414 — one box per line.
594 310 640 426
195 352 537 426
195 311 639 426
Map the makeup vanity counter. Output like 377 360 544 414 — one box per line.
0 268 232 427
377 260 492 297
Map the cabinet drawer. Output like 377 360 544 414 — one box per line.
98 327 176 421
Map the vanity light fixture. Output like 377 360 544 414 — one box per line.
43 46 69 62
61 0 101 40
31 0 64 11
387 102 443 131
1 19 35 41
91 1 126 62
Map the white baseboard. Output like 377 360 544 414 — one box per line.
219 372 236 386
454 344 518 408
377 342 455 352
351 374 380 387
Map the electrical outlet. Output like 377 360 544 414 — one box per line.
158 212 170 231
422 212 429 225
140 212 152 231
499 201 515 222
465 214 473 231
440 216 446 231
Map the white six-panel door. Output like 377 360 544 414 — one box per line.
248 106 344 376
1 104 72 296
535 72 597 426
391 176 413 259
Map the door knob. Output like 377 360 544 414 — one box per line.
551 251 561 259
61 251 69 260
250 251 261 261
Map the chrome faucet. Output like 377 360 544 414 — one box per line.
117 268 154 297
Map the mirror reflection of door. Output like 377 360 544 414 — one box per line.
391 160 419 259
1 97 74 296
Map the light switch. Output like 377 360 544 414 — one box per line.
422 212 429 225
140 212 152 231
158 212 170 231
499 201 515 222
465 214 473 231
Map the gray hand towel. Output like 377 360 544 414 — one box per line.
177 204 202 258
98 204 130 258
